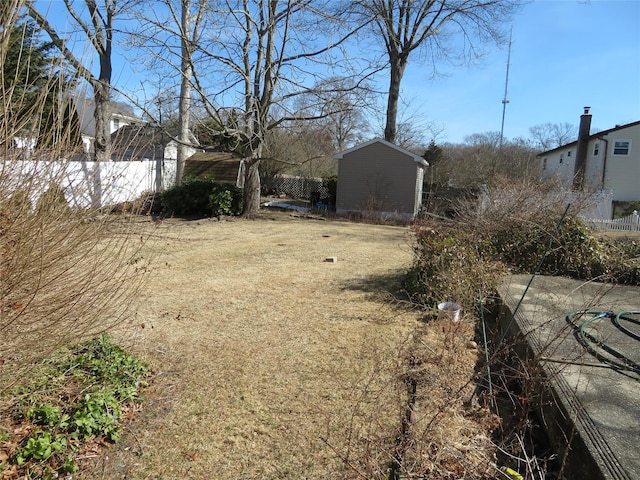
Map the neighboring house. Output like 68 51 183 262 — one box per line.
111 124 199 162
333 138 428 220
538 108 640 204
10 136 36 157
76 98 144 155
183 150 245 187
8 97 141 159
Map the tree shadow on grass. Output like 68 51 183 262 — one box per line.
339 269 413 306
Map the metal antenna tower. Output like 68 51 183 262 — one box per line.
499 28 513 149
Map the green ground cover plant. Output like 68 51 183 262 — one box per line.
0 335 149 479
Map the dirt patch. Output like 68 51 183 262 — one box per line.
84 211 493 479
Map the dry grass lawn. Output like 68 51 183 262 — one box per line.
87 210 495 479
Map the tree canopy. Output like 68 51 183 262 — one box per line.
1 18 53 136
27 0 119 161
356 0 522 143
1 15 82 152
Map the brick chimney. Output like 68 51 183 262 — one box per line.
572 106 591 190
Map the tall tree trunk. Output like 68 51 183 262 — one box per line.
92 0 113 161
384 56 406 144
93 80 110 162
242 156 261 218
176 0 193 186
26 1 114 161
176 75 191 186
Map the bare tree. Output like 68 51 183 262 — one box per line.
319 93 370 151
141 87 180 126
260 80 370 179
191 0 366 216
262 122 336 179
356 0 521 144
27 0 120 161
290 77 374 151
464 131 502 148
529 122 576 151
175 0 207 185
120 0 208 183
439 132 538 186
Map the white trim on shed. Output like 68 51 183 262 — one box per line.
333 138 428 220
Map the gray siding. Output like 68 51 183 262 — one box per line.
337 142 418 214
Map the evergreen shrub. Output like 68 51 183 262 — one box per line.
161 177 243 217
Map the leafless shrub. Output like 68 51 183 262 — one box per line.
403 176 640 478
470 175 595 226
0 168 150 393
346 196 413 226
319 318 503 480
0 6 149 391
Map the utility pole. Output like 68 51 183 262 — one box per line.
499 28 513 149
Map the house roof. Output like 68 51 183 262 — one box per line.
111 124 173 147
537 119 640 157
76 97 143 137
110 125 172 161
333 138 428 166
183 151 243 183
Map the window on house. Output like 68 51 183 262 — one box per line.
559 154 563 164
567 150 572 157
594 142 600 156
542 158 547 170
613 140 630 155
113 118 120 130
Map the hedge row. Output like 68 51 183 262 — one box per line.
160 177 243 217
405 208 640 310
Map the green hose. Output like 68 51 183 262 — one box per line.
566 310 640 375
613 311 640 342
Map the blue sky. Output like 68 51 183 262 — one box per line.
401 0 640 144
36 0 640 146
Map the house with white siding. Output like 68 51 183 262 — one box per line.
333 138 428 220
538 108 640 206
77 99 143 155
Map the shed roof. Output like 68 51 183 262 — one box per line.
333 138 428 167
112 124 172 148
184 151 243 183
110 124 169 161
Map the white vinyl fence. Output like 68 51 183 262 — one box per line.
478 187 614 221
1 159 177 209
582 211 640 232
